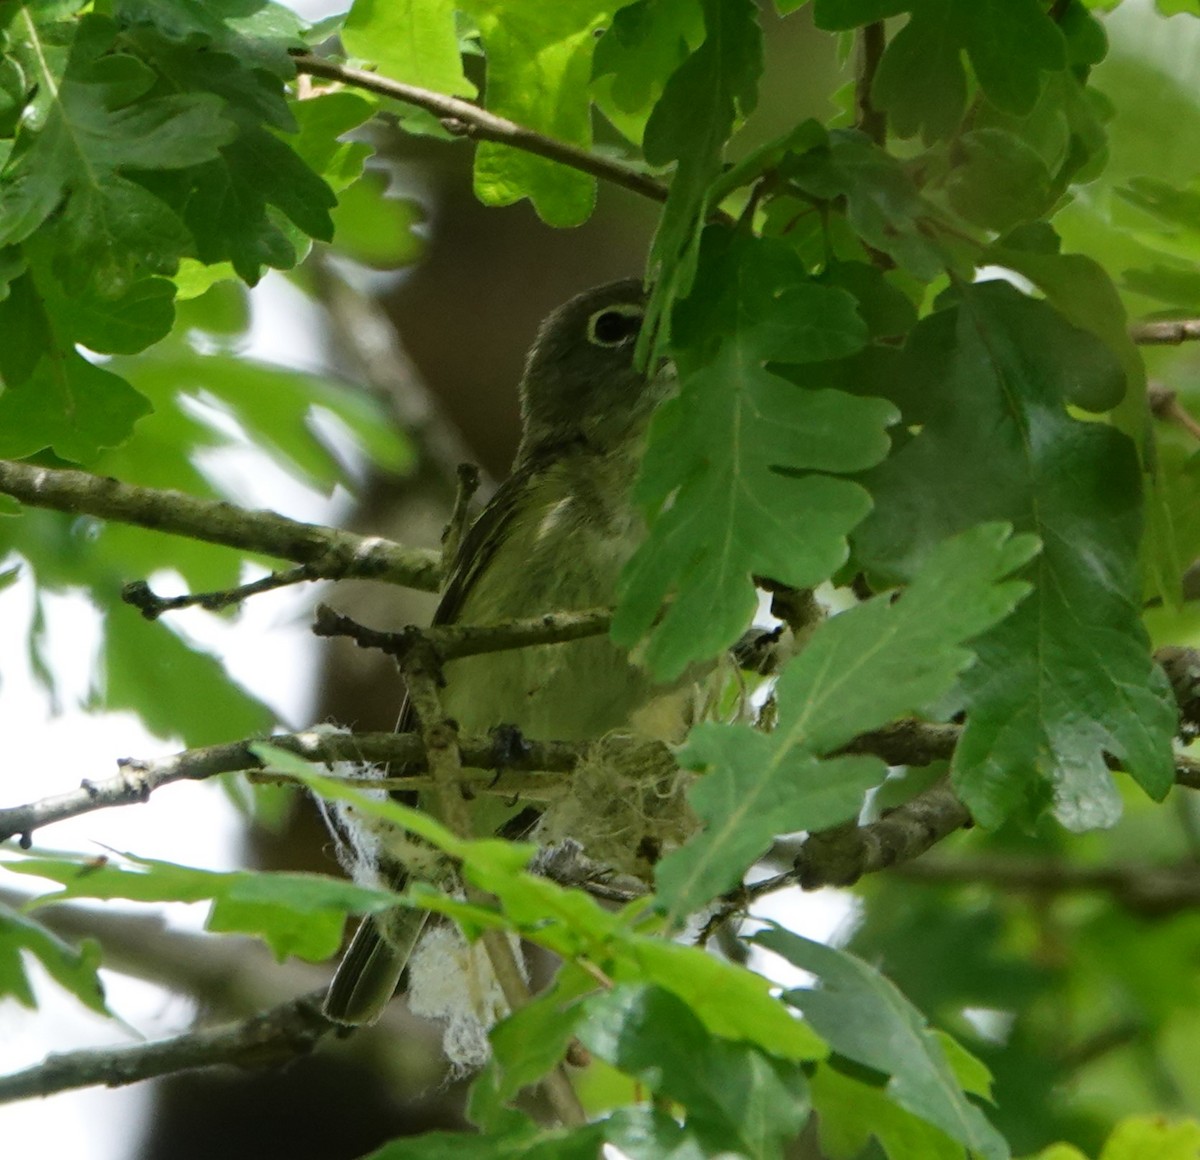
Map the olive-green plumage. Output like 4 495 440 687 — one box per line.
324 280 679 1025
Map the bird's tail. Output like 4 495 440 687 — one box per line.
323 907 430 1025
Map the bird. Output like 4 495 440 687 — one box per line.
323 278 688 1027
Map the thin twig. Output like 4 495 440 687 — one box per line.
292 54 669 207
0 460 441 591
121 566 319 621
856 22 887 146
1148 383 1200 443
0 990 336 1105
1131 319 1200 345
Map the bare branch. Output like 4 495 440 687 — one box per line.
1131 319 1200 345
0 991 335 1105
0 729 593 847
292 54 669 207
122 566 318 620
0 459 441 591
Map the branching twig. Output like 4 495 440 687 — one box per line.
0 990 336 1105
121 566 319 620
1131 319 1200 345
312 603 612 661
292 54 669 207
0 460 441 591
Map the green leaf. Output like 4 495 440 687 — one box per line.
95 608 275 747
580 984 811 1159
653 522 1035 922
362 1122 609 1160
865 0 1066 142
755 927 1009 1160
784 130 950 279
615 230 889 678
640 0 763 351
490 965 592 1102
1100 1115 1200 1160
0 901 108 1014
591 0 703 142
944 129 1055 233
343 0 476 97
0 15 236 284
457 0 616 226
6 850 397 963
810 1062 967 1160
853 281 1177 830
0 347 152 463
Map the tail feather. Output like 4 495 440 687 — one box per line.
324 908 429 1025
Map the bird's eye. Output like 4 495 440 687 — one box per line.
587 305 643 347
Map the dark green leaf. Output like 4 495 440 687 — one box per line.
853 282 1177 830
0 349 152 463
654 523 1035 921
615 230 888 678
756 928 1008 1160
581 984 811 1159
640 0 763 351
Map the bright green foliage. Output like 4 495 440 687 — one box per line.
0 902 107 1014
342 0 476 97
653 523 1035 922
459 0 618 226
853 282 1177 830
614 229 891 677
4 849 398 962
757 927 1009 1160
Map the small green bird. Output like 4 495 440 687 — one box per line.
324 279 685 1026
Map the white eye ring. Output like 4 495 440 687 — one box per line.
587 304 643 347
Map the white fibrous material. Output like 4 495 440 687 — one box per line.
407 924 526 1072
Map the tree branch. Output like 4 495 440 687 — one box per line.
0 459 441 591
898 854 1200 918
291 54 669 207
0 730 589 847
0 990 336 1105
1131 319 1200 345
